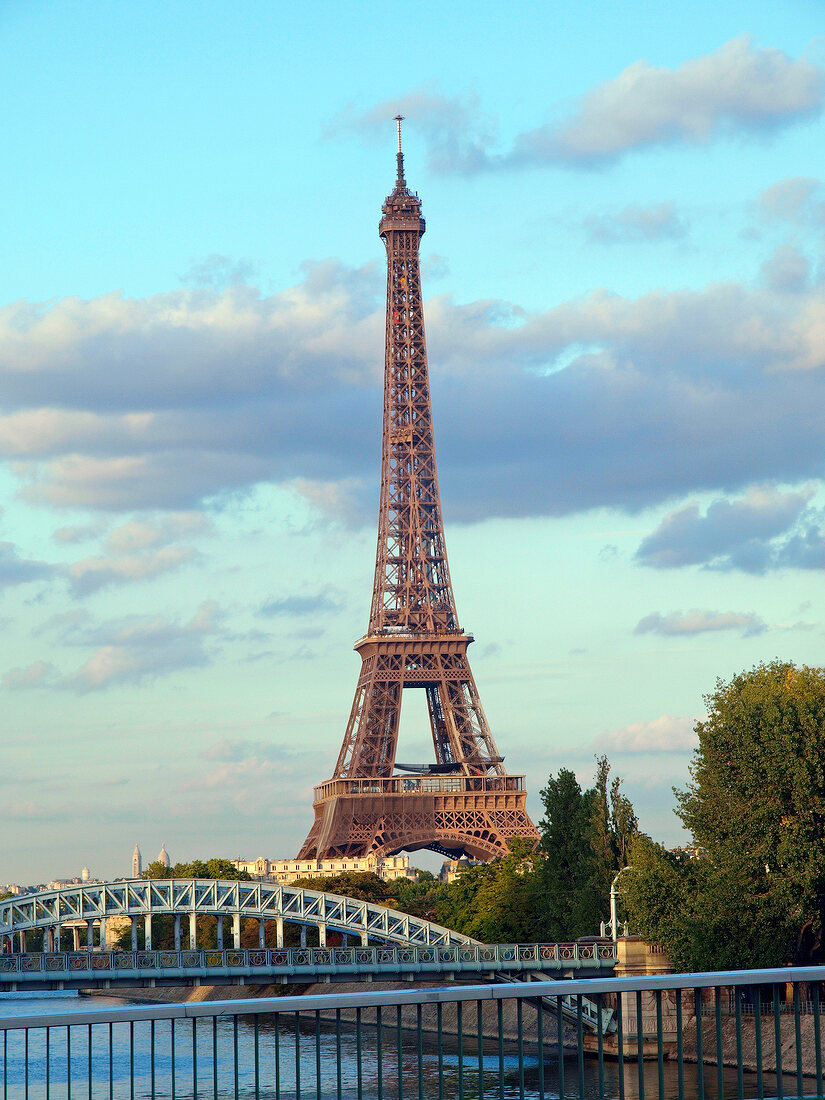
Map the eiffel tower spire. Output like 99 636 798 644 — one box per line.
297 127 538 861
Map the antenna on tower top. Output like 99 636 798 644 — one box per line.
394 115 405 184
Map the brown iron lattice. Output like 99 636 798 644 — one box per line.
298 121 538 862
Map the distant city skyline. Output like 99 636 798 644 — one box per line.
2 1 824 883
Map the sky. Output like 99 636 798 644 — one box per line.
2 0 825 886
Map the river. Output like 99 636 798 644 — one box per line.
0 993 802 1099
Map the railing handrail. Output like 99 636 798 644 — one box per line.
313 774 527 797
2 963 824 1033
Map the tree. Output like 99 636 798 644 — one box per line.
290 872 389 904
532 758 638 942
625 662 825 970
534 768 603 940
435 839 538 943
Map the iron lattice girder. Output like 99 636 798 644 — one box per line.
0 880 471 947
298 146 538 861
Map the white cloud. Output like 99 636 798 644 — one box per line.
583 203 687 244
635 610 767 638
0 542 57 588
2 660 59 690
760 244 810 293
331 40 824 172
68 545 200 595
635 485 825 572
519 36 824 166
758 177 824 224
602 714 699 753
55 601 224 693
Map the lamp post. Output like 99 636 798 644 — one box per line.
601 865 632 944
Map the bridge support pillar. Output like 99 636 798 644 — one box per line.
318 923 326 947
55 926 61 952
131 917 138 952
300 926 307 948
174 916 181 951
232 913 241 950
361 930 369 946
216 916 224 950
276 916 284 948
258 919 265 949
189 913 197 950
144 914 152 952
44 927 53 952
99 919 107 951
86 920 94 951
73 926 81 951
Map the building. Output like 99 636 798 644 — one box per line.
131 843 142 877
231 853 415 884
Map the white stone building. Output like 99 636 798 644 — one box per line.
231 853 415 884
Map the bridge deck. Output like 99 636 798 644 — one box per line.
0 943 616 991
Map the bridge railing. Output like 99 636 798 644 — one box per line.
1 967 824 1099
0 940 617 978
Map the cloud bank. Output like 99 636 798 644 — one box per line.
3 259 825 527
601 714 699 752
635 610 767 638
329 38 824 172
635 487 825 572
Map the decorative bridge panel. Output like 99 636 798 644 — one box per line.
0 944 615 985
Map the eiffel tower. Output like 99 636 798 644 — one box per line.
298 120 538 862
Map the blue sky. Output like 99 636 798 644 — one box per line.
2 1 824 885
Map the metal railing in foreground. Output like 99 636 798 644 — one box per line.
1 965 824 1099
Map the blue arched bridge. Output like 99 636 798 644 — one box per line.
0 879 616 1025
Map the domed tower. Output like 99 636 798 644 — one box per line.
156 843 171 869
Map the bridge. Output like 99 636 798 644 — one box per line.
0 879 616 1033
0 879 476 954
0 942 614 994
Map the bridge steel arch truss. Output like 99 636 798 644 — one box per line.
0 879 471 950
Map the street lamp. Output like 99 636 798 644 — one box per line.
600 865 632 944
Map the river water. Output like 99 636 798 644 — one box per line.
0 993 803 1099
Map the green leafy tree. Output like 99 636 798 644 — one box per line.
290 872 389 904
534 759 637 941
435 839 538 942
534 768 604 940
625 662 825 970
